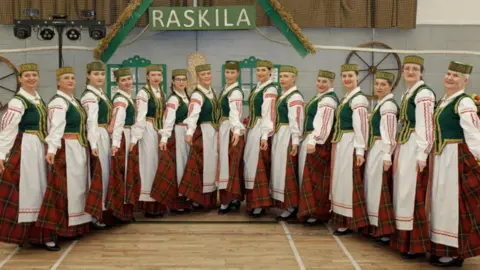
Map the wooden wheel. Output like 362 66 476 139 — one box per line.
0 56 19 111
345 41 402 98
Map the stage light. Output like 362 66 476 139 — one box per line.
89 25 106 40
14 24 31 39
66 28 81 40
40 28 55 40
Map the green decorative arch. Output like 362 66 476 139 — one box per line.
221 56 281 105
106 55 167 99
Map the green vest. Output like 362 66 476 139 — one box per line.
141 86 164 130
169 91 189 124
332 91 366 143
52 95 88 147
112 92 135 127
433 93 469 154
14 94 48 142
303 91 339 135
275 90 302 132
219 85 244 122
247 82 278 128
397 84 435 144
192 88 219 128
81 88 113 127
368 98 399 149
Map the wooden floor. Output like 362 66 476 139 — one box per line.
1 207 479 269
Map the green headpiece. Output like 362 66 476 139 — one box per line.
279 65 298 75
225 60 240 71
317 70 335 80
403 55 424 66
376 71 395 84
18 63 39 75
195 64 211 73
56 66 74 77
146 64 163 72
448 61 473 74
256 60 273 68
341 64 359 73
86 61 105 72
114 67 132 79
172 69 188 77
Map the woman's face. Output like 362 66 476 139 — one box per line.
374 79 392 98
57 73 76 92
316 77 332 93
225 69 239 85
402 64 422 84
18 71 39 90
148 71 163 87
279 72 295 90
341 71 358 89
173 75 187 90
118 75 133 91
198 70 212 86
256 67 271 82
87 71 105 88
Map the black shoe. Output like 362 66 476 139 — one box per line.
192 204 204 210
375 238 390 246
276 208 298 221
218 207 230 215
229 200 241 211
333 229 353 236
91 220 107 230
44 243 61 252
144 212 163 218
171 209 190 214
430 257 464 267
250 208 265 218
401 252 425 260
303 219 323 227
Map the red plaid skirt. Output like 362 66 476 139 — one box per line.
0 134 56 245
273 142 299 209
36 139 90 237
150 132 191 210
84 150 104 222
390 157 430 254
105 133 139 221
178 128 217 208
361 167 395 238
298 143 332 221
246 138 272 211
332 153 369 230
220 132 245 205
431 143 480 259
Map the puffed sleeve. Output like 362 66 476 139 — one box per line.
351 94 369 156
0 98 25 160
45 97 68 155
183 91 204 136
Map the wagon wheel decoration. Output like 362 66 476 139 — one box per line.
345 41 402 98
0 56 19 111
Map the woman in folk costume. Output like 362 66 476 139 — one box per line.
244 60 278 217
390 55 435 259
152 69 191 213
80 61 113 228
429 62 480 267
271 65 304 221
330 64 369 235
130 64 167 217
105 67 139 222
37 66 92 238
0 63 59 251
298 70 338 226
178 64 219 208
217 61 246 214
362 71 398 244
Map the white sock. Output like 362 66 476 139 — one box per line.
380 236 390 242
232 199 239 204
439 257 455 263
307 218 317 223
280 210 292 218
287 207 295 213
337 227 348 232
192 202 200 207
253 208 263 214
220 204 229 210
177 209 184 212
45 241 56 247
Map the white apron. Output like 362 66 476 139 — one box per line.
393 134 420 230
65 139 93 226
430 144 459 248
97 127 111 210
364 140 384 226
270 125 292 202
138 121 159 202
331 133 355 217
18 133 48 223
174 124 190 189
243 120 263 189
201 123 218 193
218 120 231 190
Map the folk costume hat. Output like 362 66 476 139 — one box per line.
279 65 298 75
195 64 211 73
18 63 39 75
146 64 163 72
376 71 395 84
256 60 273 68
56 66 74 77
403 55 424 67
341 64 359 73
114 67 132 79
86 61 105 72
225 60 240 71
318 70 335 80
172 69 188 77
448 61 473 74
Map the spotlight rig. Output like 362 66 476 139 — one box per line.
13 10 106 68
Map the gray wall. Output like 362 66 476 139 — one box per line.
1 25 480 108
